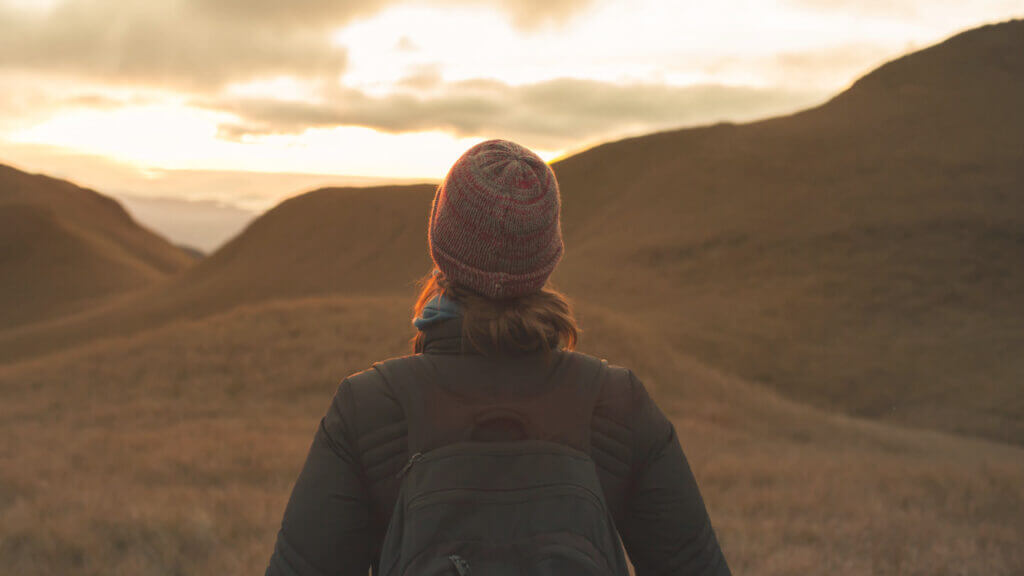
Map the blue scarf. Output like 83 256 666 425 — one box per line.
413 293 462 330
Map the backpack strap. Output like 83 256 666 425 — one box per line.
372 354 432 454
374 352 607 456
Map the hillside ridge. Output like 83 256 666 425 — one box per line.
0 162 194 329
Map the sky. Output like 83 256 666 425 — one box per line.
1 0 1022 218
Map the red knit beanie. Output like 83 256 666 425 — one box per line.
428 139 563 299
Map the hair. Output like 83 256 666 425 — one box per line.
411 269 579 355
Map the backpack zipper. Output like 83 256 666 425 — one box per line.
448 554 470 575
396 452 424 479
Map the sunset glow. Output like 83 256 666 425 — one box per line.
1 0 1021 209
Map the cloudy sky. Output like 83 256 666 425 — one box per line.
1 0 1021 213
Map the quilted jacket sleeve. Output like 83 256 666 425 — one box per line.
266 379 373 576
617 372 731 576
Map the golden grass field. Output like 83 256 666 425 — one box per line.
1 20 1023 576
1 297 1022 575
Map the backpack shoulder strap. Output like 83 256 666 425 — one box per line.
541 351 607 454
372 354 433 454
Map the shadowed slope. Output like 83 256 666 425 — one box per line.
0 185 436 362
181 185 436 308
0 164 194 329
551 20 1024 443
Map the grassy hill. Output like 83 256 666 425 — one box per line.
0 184 436 363
551 20 1024 443
0 164 194 329
0 297 1021 575
181 184 436 307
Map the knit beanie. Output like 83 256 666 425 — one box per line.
428 139 563 299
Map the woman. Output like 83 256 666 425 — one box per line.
266 139 730 575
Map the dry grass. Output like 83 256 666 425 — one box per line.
1 296 1021 575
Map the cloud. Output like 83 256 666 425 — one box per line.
782 0 1024 22
0 72 157 130
186 0 592 30
0 0 349 89
395 35 419 52
477 0 594 28
701 43 896 90
395 64 445 91
206 77 826 149
782 0 926 18
0 0 594 89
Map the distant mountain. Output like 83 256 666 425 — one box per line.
0 164 194 329
177 245 205 260
550 19 1024 443
116 194 257 253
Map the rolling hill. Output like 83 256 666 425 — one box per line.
550 19 1024 443
179 184 436 307
2 294 1022 576
0 184 437 362
1 21 1021 446
0 164 195 329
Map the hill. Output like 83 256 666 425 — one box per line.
550 19 1024 443
179 184 435 308
1 22 1021 445
1 295 1021 576
0 184 436 362
0 164 194 329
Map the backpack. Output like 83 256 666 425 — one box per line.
374 352 631 576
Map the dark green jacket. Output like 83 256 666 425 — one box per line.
266 318 730 575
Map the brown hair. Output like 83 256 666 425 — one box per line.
411 269 579 355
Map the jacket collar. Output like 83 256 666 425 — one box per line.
420 316 469 355
419 316 558 356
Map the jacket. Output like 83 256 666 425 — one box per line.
266 317 731 575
